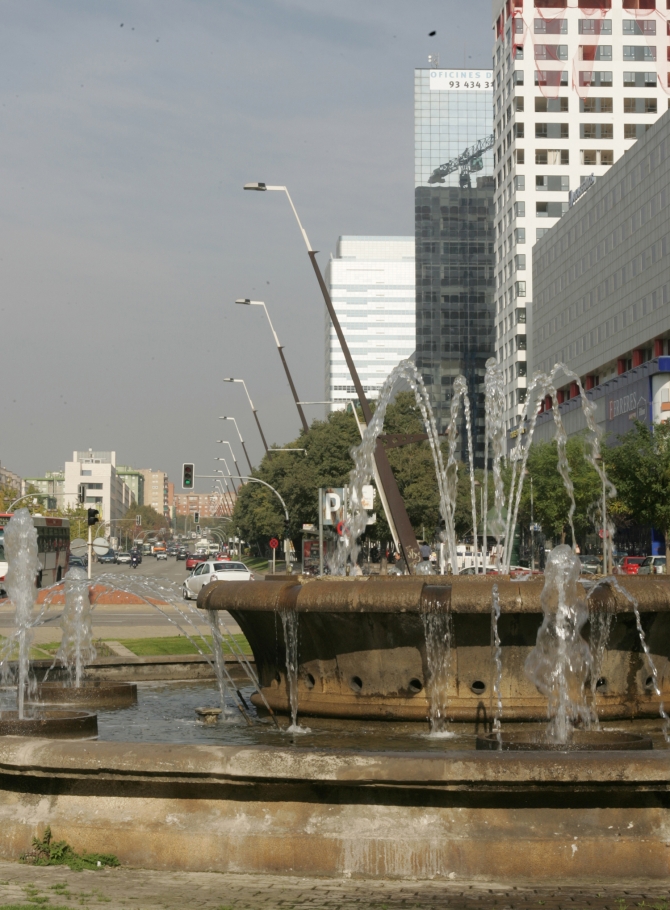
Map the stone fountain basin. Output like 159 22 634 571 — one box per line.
31 681 137 709
198 575 670 723
476 729 654 751
0 710 97 739
0 735 668 879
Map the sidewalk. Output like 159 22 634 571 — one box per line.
0 862 667 910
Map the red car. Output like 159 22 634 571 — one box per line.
185 554 208 570
617 556 646 575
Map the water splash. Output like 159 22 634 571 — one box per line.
56 567 96 686
490 583 503 740
586 579 614 724
421 587 455 736
525 545 594 742
279 606 309 733
1 510 41 718
484 358 506 573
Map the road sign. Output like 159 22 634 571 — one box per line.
136 515 142 526
70 538 87 557
93 537 109 556
269 538 279 549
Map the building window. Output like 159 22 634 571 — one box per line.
535 43 569 59
623 71 657 86
535 149 570 164
623 45 656 60
580 97 613 112
535 96 569 111
624 97 657 112
515 227 526 243
579 70 613 86
536 174 570 190
515 281 527 297
513 44 524 59
536 228 550 239
515 254 527 270
515 201 526 216
535 122 569 138
534 17 567 32
535 70 568 85
579 19 612 33
516 307 527 324
516 333 527 349
580 149 614 164
514 17 524 31
579 44 612 60
534 0 567 6
514 122 525 138
624 123 653 138
515 174 525 190
536 201 569 217
580 123 614 138
623 19 656 33
513 70 524 84
623 0 655 8
578 0 611 6
515 148 525 163
515 96 525 111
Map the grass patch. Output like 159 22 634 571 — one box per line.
116 633 251 657
20 827 119 873
242 556 268 572
32 640 117 659
0 905 73 909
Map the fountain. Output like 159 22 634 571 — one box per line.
0 361 668 880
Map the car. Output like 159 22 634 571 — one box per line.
182 560 252 600
578 555 601 574
156 550 168 561
615 556 646 575
68 555 87 569
638 555 666 575
97 550 117 565
185 553 207 570
117 552 132 565
176 549 188 561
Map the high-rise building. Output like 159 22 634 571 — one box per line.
116 467 144 507
492 0 667 429
139 469 169 518
325 236 416 411
414 66 495 463
63 451 134 521
173 492 235 519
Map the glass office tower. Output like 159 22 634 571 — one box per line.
415 67 495 464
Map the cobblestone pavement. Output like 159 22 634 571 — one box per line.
0 863 667 910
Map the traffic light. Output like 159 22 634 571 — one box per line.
194 511 200 524
87 508 100 527
136 515 142 526
182 463 194 489
284 519 290 537
196 524 201 534
78 484 85 505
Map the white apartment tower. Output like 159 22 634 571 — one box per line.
492 0 666 428
325 236 416 411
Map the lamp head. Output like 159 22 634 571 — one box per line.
243 183 267 191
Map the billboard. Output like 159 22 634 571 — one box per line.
429 70 493 91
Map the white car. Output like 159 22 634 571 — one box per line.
156 551 167 561
117 552 132 565
182 560 252 600
637 556 666 575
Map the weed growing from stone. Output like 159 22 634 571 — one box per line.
20 828 119 873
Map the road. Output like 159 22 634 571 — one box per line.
0 555 244 645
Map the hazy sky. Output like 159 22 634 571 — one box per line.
0 0 492 493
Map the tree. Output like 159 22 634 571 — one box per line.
514 436 602 544
122 504 168 534
605 421 670 550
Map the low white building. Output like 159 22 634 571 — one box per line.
63 451 134 522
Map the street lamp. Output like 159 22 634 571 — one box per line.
213 461 237 516
244 182 420 569
219 416 253 473
222 378 269 454
215 440 242 491
235 299 309 434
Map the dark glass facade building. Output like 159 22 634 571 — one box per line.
414 68 495 464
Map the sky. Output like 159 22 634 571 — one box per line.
0 0 492 494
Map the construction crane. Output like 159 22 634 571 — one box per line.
428 134 495 188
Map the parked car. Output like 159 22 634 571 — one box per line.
185 553 207 570
616 556 646 575
638 556 666 575
117 552 132 565
98 550 117 565
182 560 252 600
578 555 601 575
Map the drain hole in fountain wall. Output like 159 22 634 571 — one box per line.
408 678 423 694
470 680 486 695
304 673 315 689
349 676 363 693
596 677 607 689
645 675 655 689
274 672 281 684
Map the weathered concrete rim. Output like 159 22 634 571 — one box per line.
198 576 670 614
0 737 668 788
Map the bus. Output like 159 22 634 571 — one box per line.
0 514 71 593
